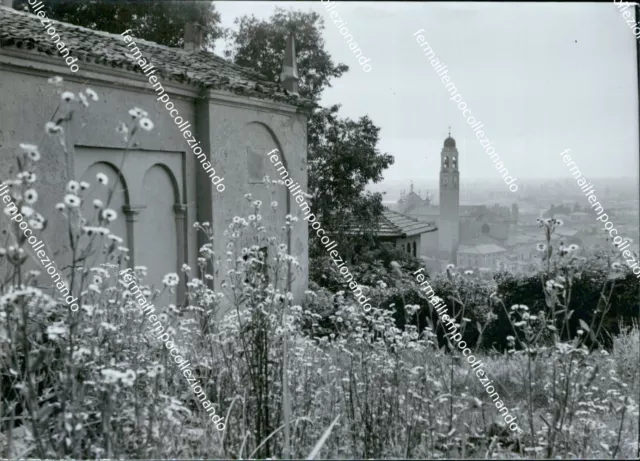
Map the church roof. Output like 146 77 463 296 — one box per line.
458 243 507 255
444 136 456 148
0 6 313 108
378 209 437 237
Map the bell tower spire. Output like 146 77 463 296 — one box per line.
439 130 460 262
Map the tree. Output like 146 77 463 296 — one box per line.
14 0 224 48
225 8 394 256
224 8 347 103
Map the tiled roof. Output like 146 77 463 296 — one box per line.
376 209 437 237
457 243 507 255
0 6 313 109
339 208 437 237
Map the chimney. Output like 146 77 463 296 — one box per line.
184 22 203 52
280 33 299 95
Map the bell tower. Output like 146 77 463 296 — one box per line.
439 129 460 261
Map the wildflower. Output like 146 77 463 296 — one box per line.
45 122 63 134
24 172 36 183
107 234 123 243
278 243 287 252
61 91 75 102
252 200 262 208
611 262 622 271
555 219 564 227
536 243 546 252
248 214 256 221
24 189 38 204
162 273 180 287
64 194 81 207
464 270 473 275
80 181 90 190
446 263 455 270
270 201 278 208
66 180 80 194
96 173 109 185
244 193 253 201
568 243 580 252
101 209 117 222
78 92 89 107
128 107 148 119
54 202 66 212
29 219 43 230
47 76 63 85
139 117 154 131
21 206 34 217
116 121 129 139
181 264 191 273
256 214 262 221
85 88 99 101
19 143 41 161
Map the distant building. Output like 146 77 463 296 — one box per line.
394 132 518 269
379 209 438 257
457 243 507 269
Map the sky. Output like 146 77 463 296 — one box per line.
214 1 639 183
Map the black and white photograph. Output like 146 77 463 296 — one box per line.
0 0 639 459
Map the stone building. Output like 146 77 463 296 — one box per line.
394 133 519 270
0 4 311 302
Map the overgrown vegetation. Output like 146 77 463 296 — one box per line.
0 79 638 459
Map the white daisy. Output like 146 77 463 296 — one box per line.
61 91 75 103
55 203 65 211
139 117 154 131
93 199 103 208
66 180 80 194
45 122 63 134
128 107 148 119
80 181 90 190
96 173 108 185
64 194 81 207
85 88 99 101
24 172 37 183
24 189 38 204
101 209 117 222
19 143 41 161
29 219 43 230
162 272 180 287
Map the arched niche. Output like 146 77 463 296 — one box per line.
138 163 181 303
78 161 130 255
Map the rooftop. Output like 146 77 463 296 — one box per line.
0 6 312 108
458 243 507 255
378 209 437 237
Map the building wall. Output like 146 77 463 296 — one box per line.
393 235 421 258
0 49 308 306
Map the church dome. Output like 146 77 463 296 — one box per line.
444 136 456 148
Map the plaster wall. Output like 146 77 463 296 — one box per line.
0 50 309 307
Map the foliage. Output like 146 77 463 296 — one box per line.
14 0 224 48
224 7 347 103
1 77 638 460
